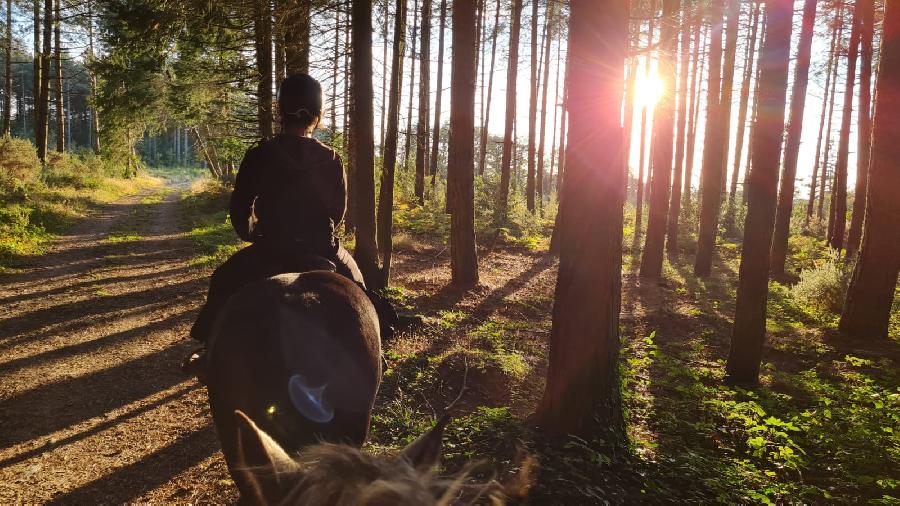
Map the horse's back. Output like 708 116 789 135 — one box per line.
206 270 382 479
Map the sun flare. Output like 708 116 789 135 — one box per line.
635 71 665 107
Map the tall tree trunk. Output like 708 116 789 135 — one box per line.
769 0 818 277
376 0 406 288
820 5 845 220
846 0 874 257
87 0 99 153
718 0 740 194
726 0 793 386
807 7 840 224
548 41 570 256
636 1 657 239
54 0 63 152
498 0 523 216
430 0 447 184
255 0 274 138
2 0 11 136
447 0 479 286
693 0 726 277
36 0 51 161
403 0 419 167
839 0 900 340
353 0 381 288
414 0 431 204
525 0 540 212
682 20 704 210
536 0 628 437
622 26 640 190
548 36 562 192
536 2 553 209
730 1 761 199
284 0 311 74
667 1 693 255
33 0 40 136
641 0 679 277
743 9 768 203
380 0 389 155
274 0 285 89
829 0 862 251
477 0 499 176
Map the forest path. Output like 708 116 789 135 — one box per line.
0 180 236 503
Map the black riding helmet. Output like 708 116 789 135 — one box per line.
278 74 323 130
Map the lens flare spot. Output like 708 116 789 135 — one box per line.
288 374 334 423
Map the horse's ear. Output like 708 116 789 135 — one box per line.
399 415 450 471
233 410 297 504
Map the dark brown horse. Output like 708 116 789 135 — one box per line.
204 270 382 500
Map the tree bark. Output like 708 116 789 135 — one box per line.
2 0 11 136
379 0 389 155
403 0 418 167
730 1 761 199
33 0 40 137
447 0 479 286
536 0 627 437
640 0 679 277
693 0 726 277
770 0 818 277
726 0 793 386
414 0 431 204
36 0 51 161
636 0 657 239
374 0 406 288
525 0 539 212
682 21 704 210
829 0 861 251
718 0 740 194
283 0 311 74
352 0 381 288
807 7 841 224
622 27 640 193
54 0 63 152
536 2 554 209
255 0 274 138
820 5 844 220
430 0 447 185
839 0 900 340
498 0 523 216
667 1 693 256
477 0 499 176
846 0 874 257
548 36 562 192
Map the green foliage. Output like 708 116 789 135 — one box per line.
791 251 852 315
178 180 243 267
0 137 42 188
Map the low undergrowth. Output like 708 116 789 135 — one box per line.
0 139 160 272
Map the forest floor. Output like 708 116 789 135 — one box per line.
0 174 897 504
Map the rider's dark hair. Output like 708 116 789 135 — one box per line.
278 74 323 132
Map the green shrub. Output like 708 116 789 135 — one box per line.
791 251 852 314
0 137 41 188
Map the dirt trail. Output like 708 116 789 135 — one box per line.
0 183 237 504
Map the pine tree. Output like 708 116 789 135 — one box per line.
807 7 841 224
477 0 499 176
54 0 64 152
2 0 11 136
729 1 761 200
839 0 900 340
374 0 407 288
666 0 693 255
526 0 540 212
694 0 726 277
498 0 523 215
829 0 861 251
446 0 479 286
414 0 431 204
726 0 794 385
254 0 274 138
537 0 628 437
430 0 447 184
846 0 875 257
536 2 554 208
640 0 679 277
770 0 818 278
353 0 382 288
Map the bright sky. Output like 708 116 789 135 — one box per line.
357 0 866 201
